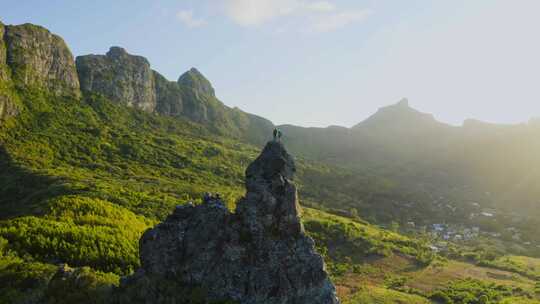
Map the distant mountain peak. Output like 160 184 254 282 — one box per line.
353 99 442 131
178 67 215 97
106 46 128 57
396 98 409 107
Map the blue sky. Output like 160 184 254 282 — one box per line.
3 0 540 127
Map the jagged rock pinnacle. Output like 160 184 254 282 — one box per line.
246 140 296 185
118 141 340 304
237 140 303 240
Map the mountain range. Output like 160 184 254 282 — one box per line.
3 21 540 221
2 20 540 304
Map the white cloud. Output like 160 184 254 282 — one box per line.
223 0 370 32
311 9 372 32
306 1 336 12
176 10 207 28
224 0 300 26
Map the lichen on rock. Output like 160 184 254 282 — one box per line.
118 141 340 304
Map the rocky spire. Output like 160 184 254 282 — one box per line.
237 140 303 241
118 141 340 304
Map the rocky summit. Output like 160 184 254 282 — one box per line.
118 140 340 304
76 47 157 112
3 22 80 97
0 22 80 122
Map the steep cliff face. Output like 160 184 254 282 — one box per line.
118 141 340 304
0 22 16 122
153 70 184 116
0 21 8 82
76 47 156 112
3 23 80 97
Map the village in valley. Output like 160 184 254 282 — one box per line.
393 197 540 255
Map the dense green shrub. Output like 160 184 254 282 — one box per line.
428 279 530 304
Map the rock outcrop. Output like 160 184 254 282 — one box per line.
119 141 340 304
153 70 184 117
0 22 16 121
0 21 82 121
3 23 80 97
0 22 11 121
178 67 215 97
76 47 156 112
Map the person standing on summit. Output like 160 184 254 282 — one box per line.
273 128 282 142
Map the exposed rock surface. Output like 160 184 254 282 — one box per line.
178 67 215 97
119 141 340 304
76 47 156 112
3 23 80 97
0 22 17 122
153 70 184 117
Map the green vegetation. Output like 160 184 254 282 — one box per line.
0 85 258 302
481 256 540 280
303 208 435 276
0 196 152 274
344 286 430 304
1 75 540 303
428 279 531 304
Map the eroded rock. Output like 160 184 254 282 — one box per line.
119 141 340 304
4 23 80 97
76 47 156 112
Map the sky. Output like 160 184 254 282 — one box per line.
2 0 540 127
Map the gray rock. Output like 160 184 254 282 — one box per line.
76 47 156 112
154 70 184 116
119 141 340 304
3 23 80 97
178 67 215 97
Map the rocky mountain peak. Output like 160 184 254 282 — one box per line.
353 98 439 130
396 97 409 107
106 46 128 58
2 22 80 97
76 46 156 112
178 67 215 97
119 141 339 304
246 140 296 187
